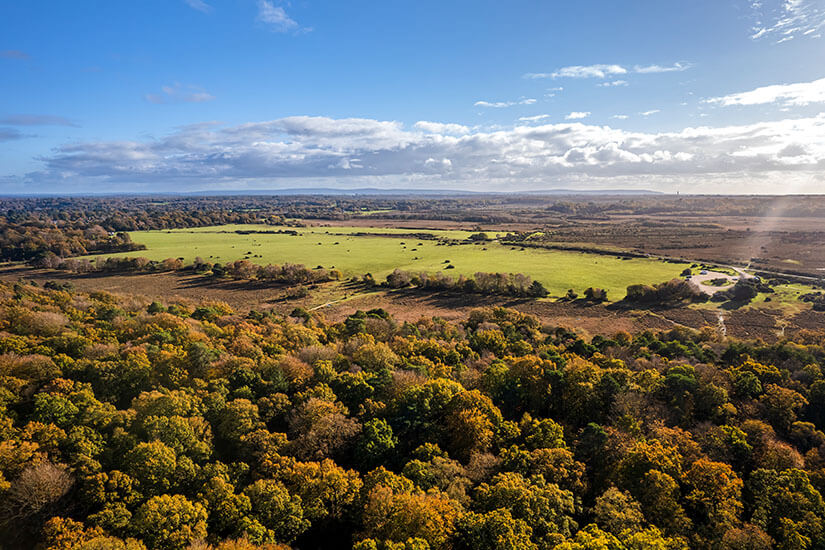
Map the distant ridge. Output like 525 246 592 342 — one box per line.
1 187 664 198
185 187 664 196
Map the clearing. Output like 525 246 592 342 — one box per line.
83 224 691 299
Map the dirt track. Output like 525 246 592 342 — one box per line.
687 267 752 295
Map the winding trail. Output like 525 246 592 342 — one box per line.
308 299 343 311
688 269 742 296
717 311 727 338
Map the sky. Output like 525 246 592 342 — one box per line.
1 0 824 195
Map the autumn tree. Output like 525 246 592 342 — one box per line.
132 494 207 550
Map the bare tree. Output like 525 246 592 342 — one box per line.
2 462 74 524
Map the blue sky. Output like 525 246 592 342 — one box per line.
1 0 824 194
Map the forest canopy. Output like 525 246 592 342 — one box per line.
0 281 824 549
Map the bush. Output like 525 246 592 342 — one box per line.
714 279 767 304
584 287 607 302
624 279 703 307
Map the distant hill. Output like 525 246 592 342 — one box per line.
185 187 664 196
3 187 664 198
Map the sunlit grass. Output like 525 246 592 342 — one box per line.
85 224 691 299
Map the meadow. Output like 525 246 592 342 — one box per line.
88 224 691 298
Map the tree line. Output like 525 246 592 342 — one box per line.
381 269 549 298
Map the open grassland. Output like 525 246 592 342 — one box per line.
86 224 691 298
692 282 816 314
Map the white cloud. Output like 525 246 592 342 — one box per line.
257 0 299 32
633 62 691 74
565 111 591 120
414 121 469 135
597 80 628 87
24 113 825 193
145 83 215 104
526 63 690 79
750 0 825 43
475 98 536 108
424 157 452 170
530 64 627 79
706 77 825 107
519 114 550 122
183 0 211 13
612 114 629 120
639 110 661 116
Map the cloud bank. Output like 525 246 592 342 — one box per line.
18 113 825 193
707 77 825 107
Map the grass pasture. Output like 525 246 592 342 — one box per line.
88 224 691 299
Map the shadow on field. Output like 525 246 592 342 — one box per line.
386 287 528 309
176 275 288 291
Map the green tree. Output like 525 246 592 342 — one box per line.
357 418 398 468
243 479 310 543
592 487 644 534
455 509 537 550
759 384 808 434
122 441 177 495
274 458 363 523
197 475 252 538
683 459 743 538
475 472 578 545
748 468 825 549
444 390 503 461
132 494 207 550
637 470 692 535
140 414 213 461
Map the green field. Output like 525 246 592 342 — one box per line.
693 282 815 313
88 224 691 298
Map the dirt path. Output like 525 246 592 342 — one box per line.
688 267 754 295
717 311 727 338
308 299 343 311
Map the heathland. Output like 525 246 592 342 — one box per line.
2 193 825 549
2 194 824 343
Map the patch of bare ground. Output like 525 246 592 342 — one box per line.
722 309 784 341
789 309 825 331
662 307 790 341
659 308 719 329
316 288 504 323
0 267 304 312
319 289 681 338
